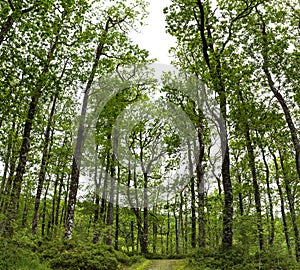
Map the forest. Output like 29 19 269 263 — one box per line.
0 0 300 269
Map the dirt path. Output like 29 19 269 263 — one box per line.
145 259 185 270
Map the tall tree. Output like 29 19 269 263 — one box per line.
64 0 149 240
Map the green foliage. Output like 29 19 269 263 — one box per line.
0 234 146 270
39 239 140 270
145 253 186 260
124 259 151 270
0 237 50 270
187 247 300 270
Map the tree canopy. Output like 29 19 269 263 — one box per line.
0 0 300 269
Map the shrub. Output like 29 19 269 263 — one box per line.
0 237 50 270
187 246 300 270
39 239 137 269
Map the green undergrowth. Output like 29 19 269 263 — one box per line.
144 253 186 260
123 259 187 270
3 234 297 270
40 239 144 270
0 236 50 270
187 246 300 270
0 234 144 270
122 259 151 270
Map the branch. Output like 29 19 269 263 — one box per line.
220 1 261 54
7 0 14 11
21 5 36 14
194 0 211 68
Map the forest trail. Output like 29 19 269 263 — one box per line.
145 259 186 270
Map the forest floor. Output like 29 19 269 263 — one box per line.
125 259 186 270
145 259 186 269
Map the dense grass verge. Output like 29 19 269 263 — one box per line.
2 235 297 270
187 246 300 270
0 235 143 270
0 236 50 270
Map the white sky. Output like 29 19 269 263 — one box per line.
130 0 176 64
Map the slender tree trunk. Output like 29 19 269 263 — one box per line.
187 141 196 249
93 165 102 244
196 126 205 247
105 149 116 246
279 150 300 260
49 171 60 237
21 201 28 228
238 174 244 216
166 200 170 254
260 22 300 184
54 172 65 237
190 178 196 248
114 167 120 250
270 149 291 254
219 117 233 249
174 199 180 255
0 14 14 46
137 216 142 252
194 0 233 248
60 174 70 227
238 90 264 250
0 127 13 196
64 22 109 239
141 172 149 254
160 225 164 254
233 154 244 217
127 162 143 253
184 193 188 253
258 18 300 255
179 192 184 254
153 221 157 254
32 95 58 234
100 151 110 224
130 220 135 252
92 195 101 243
3 35 59 237
0 159 16 215
259 141 274 246
41 177 51 237
0 121 16 210
0 4 36 46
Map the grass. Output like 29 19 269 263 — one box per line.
123 259 187 270
123 259 152 270
0 238 50 270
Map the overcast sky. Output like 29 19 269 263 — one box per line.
130 0 176 65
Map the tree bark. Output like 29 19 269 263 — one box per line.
238 90 264 250
3 34 59 237
32 94 58 235
260 22 300 184
54 171 65 236
141 172 149 254
114 166 120 250
269 149 291 254
279 150 300 260
105 149 116 246
174 198 180 255
194 0 233 248
187 140 196 249
259 141 274 246
64 17 117 240
92 165 102 244
196 126 205 247
0 4 36 46
41 176 51 237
